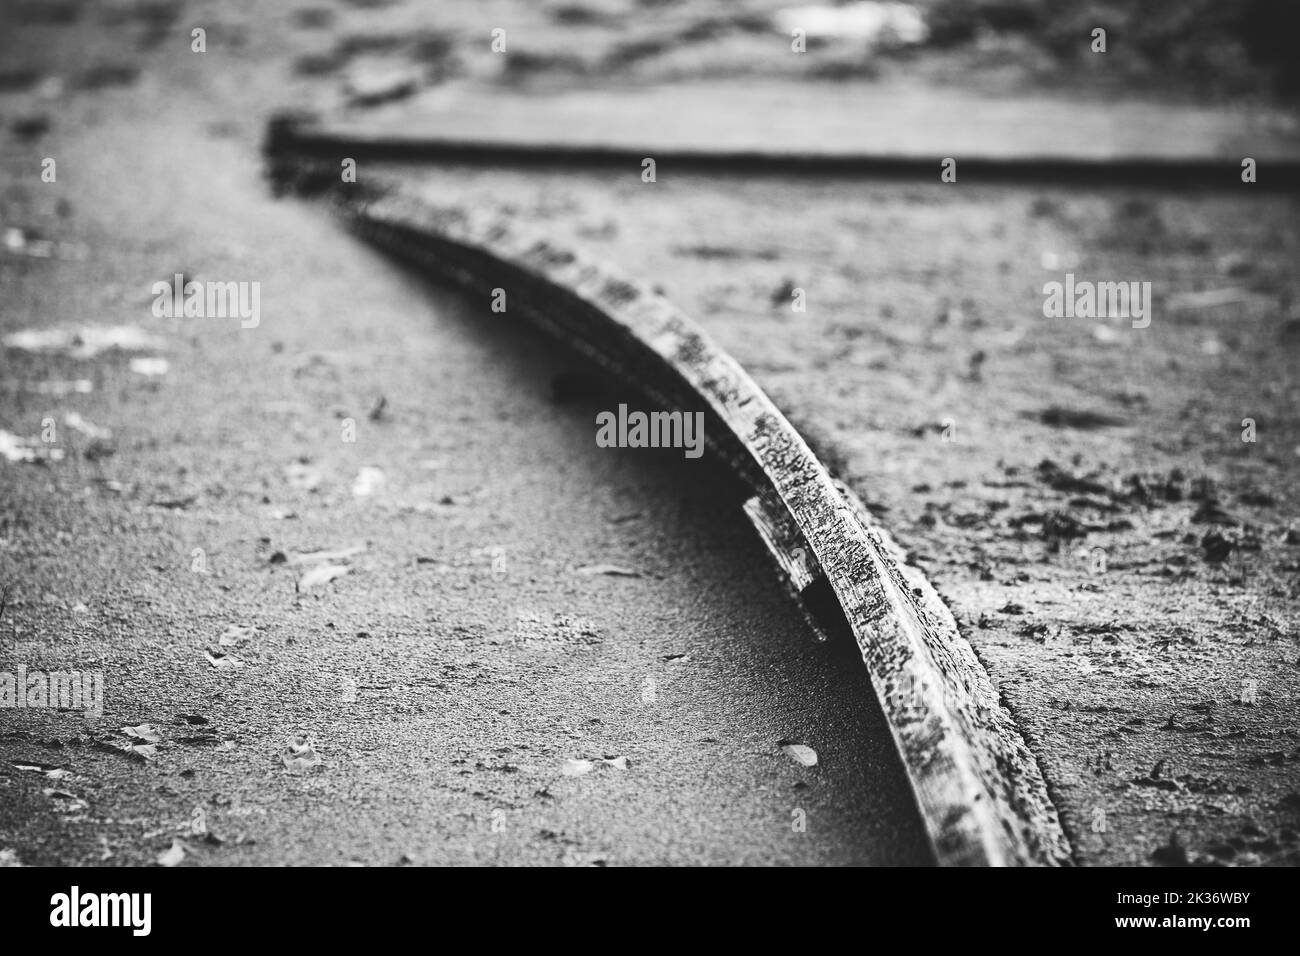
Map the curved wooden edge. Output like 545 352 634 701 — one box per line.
294 175 1073 866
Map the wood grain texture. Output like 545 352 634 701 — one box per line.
282 168 1073 865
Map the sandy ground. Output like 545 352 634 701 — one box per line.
432 168 1299 866
295 1 1300 865
0 2 932 866
3 0 1299 867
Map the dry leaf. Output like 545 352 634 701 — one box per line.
576 564 640 577
157 840 185 867
281 734 323 771
288 544 366 566
779 740 818 767
0 429 63 463
205 650 245 670
297 563 349 592
149 494 196 510
2 324 163 358
129 357 169 376
95 738 157 762
121 723 161 743
351 466 385 497
64 412 112 440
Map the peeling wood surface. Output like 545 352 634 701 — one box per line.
269 145 1073 865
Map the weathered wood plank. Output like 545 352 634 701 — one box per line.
266 111 1300 189
278 168 1072 865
